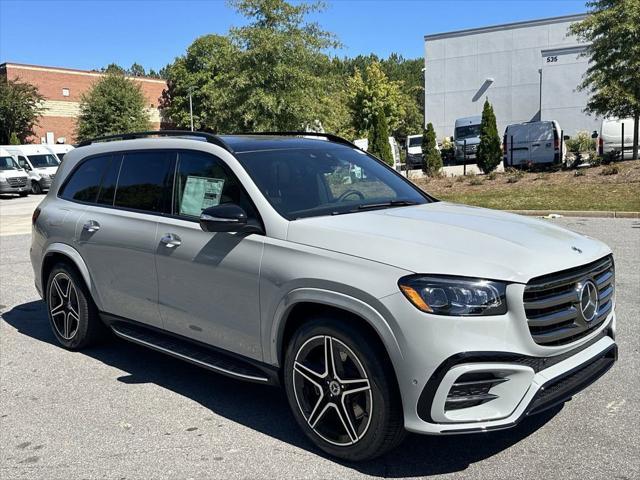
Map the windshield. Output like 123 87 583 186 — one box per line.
236 144 429 219
455 124 481 140
408 137 422 147
0 156 19 170
28 154 60 168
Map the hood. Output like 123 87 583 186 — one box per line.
37 166 59 174
286 202 611 283
0 170 27 179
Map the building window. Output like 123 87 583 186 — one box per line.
62 88 70 97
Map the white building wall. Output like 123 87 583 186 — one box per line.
424 14 599 140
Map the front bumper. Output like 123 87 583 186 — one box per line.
0 182 29 194
379 283 617 435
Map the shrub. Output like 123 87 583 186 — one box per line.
566 130 596 153
476 100 502 173
601 165 619 175
506 168 525 183
368 109 393 166
486 171 498 180
469 176 483 186
455 175 465 183
574 169 585 177
422 122 443 176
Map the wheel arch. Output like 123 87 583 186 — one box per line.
41 243 99 307
271 288 404 372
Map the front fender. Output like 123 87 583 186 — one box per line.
268 287 404 372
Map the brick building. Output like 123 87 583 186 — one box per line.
0 62 167 144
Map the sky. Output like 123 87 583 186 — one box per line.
0 0 588 72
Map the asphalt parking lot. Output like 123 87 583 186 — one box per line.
0 201 639 479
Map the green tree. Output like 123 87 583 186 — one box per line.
476 100 502 173
570 0 640 159
0 78 45 144
76 72 151 141
229 0 339 131
368 110 393 165
422 122 442 175
161 34 240 132
347 61 417 140
129 63 146 77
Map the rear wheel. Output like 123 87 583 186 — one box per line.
283 316 405 461
46 263 106 349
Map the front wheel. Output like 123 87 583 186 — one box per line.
31 181 42 194
283 317 405 461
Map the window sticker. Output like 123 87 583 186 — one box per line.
180 176 225 216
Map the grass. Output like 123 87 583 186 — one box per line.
414 160 640 212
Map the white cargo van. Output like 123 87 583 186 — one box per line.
454 116 482 163
354 137 402 170
48 143 75 162
0 148 30 196
503 120 566 167
2 145 61 194
595 118 637 160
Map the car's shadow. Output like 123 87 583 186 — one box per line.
2 300 562 477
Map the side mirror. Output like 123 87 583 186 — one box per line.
591 131 598 139
563 135 570 141
199 203 248 233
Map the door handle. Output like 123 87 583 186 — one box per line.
82 220 100 233
160 233 182 248
532 143 541 147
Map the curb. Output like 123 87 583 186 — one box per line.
504 210 640 219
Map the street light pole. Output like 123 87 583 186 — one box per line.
538 68 543 121
188 89 194 132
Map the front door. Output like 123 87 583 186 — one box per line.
154 150 264 360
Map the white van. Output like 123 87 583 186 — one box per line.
595 118 636 160
354 137 402 170
0 148 30 196
454 116 482 162
2 144 61 194
503 120 566 167
48 144 75 162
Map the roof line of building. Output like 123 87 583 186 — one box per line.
424 13 588 41
0 62 166 84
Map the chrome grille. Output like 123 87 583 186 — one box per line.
523 255 614 346
6 176 28 187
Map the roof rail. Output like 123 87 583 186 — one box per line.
76 130 234 153
233 131 358 149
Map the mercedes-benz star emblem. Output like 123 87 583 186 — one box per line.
578 281 598 322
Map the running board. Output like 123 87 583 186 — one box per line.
108 320 274 384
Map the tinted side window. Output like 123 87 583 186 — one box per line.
97 155 122 206
114 151 174 213
60 155 112 203
174 150 257 219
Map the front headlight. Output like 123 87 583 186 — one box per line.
398 275 507 316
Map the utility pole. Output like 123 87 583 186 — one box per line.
188 87 194 132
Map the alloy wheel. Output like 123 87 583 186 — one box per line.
292 335 373 446
48 272 80 340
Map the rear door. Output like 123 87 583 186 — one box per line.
74 150 174 327
529 122 554 164
154 149 264 360
505 124 530 165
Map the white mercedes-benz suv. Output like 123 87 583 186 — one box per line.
30 131 617 461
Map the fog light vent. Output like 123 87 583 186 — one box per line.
445 372 508 411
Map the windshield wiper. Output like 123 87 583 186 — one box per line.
331 200 420 215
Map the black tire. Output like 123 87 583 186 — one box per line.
31 181 42 194
45 263 107 349
19 191 28 197
283 315 406 461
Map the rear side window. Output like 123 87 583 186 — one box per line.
96 155 122 206
113 151 174 213
60 155 112 203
